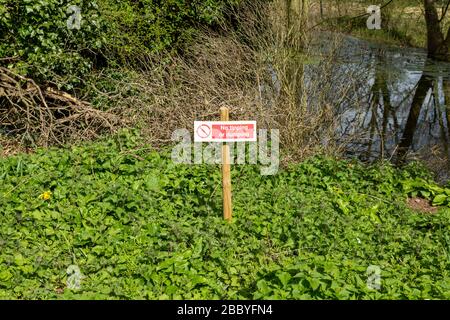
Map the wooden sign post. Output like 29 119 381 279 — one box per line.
220 107 233 221
194 108 256 222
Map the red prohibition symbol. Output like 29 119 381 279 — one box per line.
197 124 211 139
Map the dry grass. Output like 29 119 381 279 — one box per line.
97 0 359 164
0 134 32 157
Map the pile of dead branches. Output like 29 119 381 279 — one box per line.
0 66 124 147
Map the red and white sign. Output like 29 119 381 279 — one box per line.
194 121 257 142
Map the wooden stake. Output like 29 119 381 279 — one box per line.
220 107 232 222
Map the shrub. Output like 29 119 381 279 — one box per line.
0 0 103 87
0 0 242 88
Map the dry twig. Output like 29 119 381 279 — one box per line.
0 66 124 147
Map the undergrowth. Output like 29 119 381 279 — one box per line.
1 132 449 299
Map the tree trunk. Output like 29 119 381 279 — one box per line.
444 80 450 144
319 0 323 18
424 0 450 60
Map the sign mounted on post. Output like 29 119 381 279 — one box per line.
194 121 257 142
194 110 256 222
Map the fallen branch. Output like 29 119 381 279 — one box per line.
0 67 124 147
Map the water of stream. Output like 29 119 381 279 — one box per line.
306 32 450 182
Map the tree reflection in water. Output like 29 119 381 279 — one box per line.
306 33 450 181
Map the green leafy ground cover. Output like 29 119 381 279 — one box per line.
1 132 450 299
